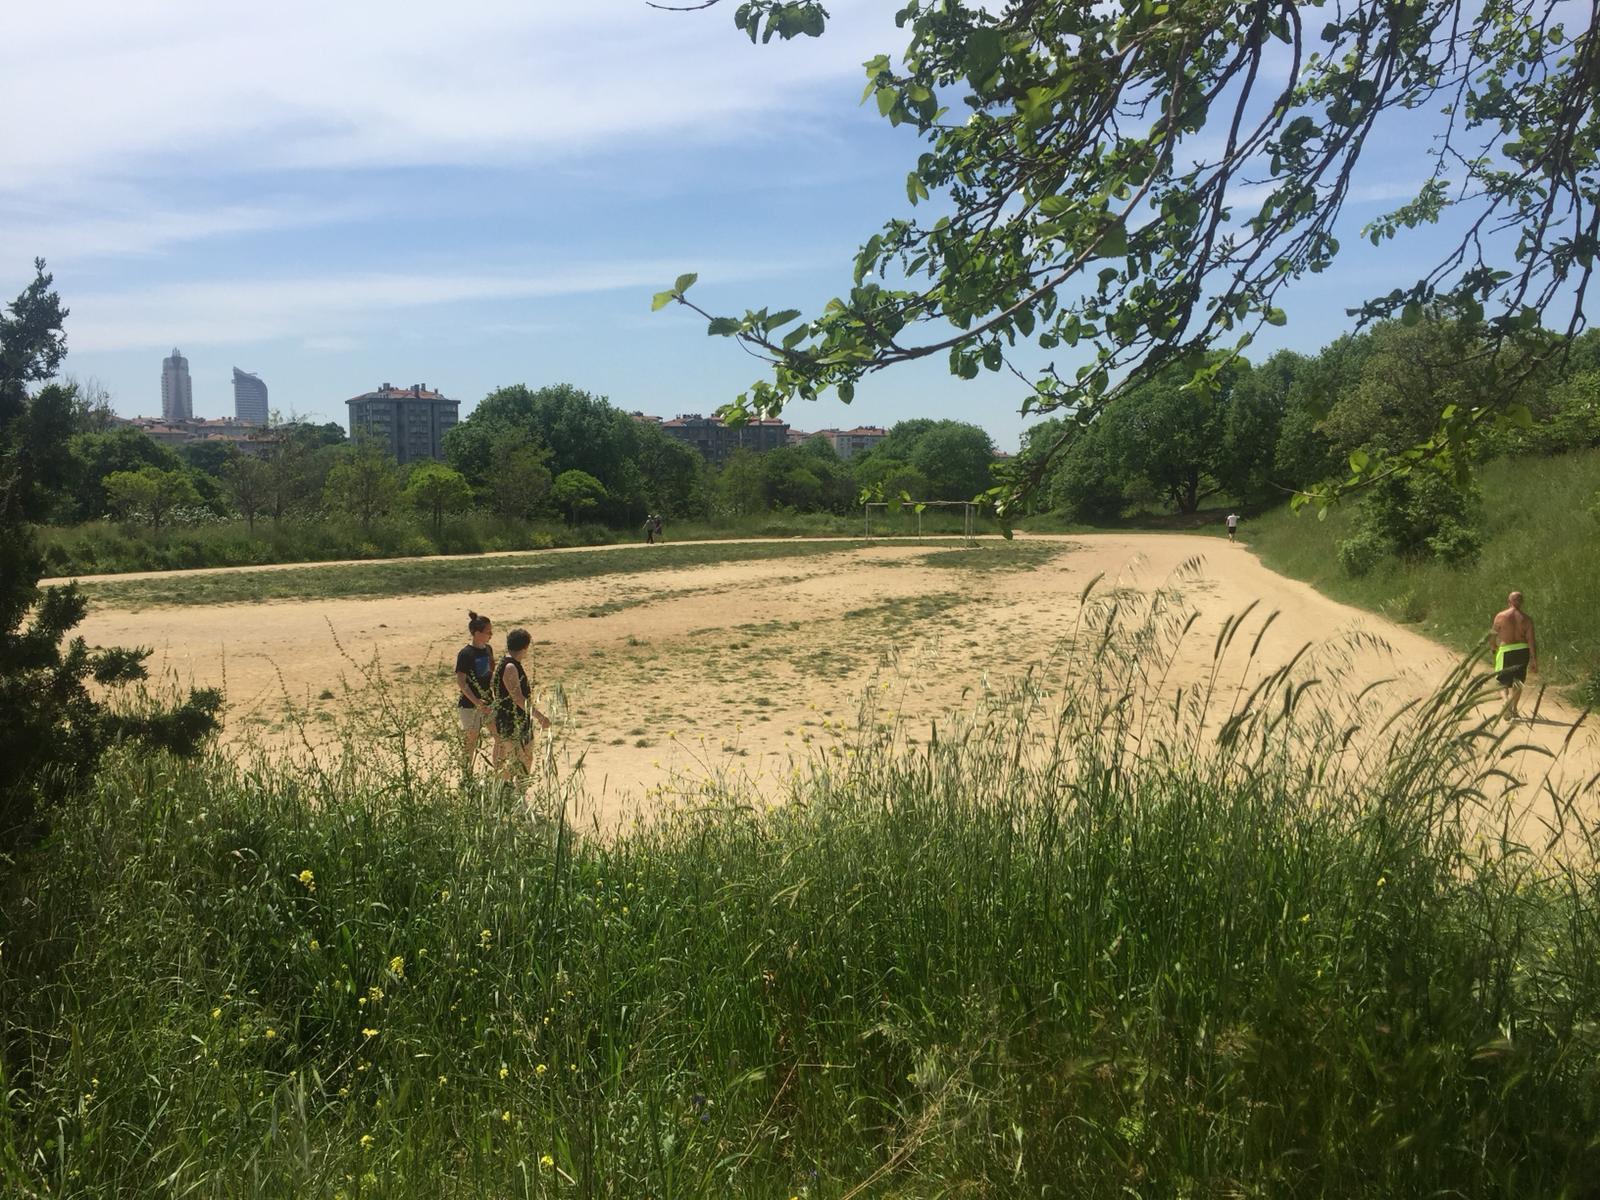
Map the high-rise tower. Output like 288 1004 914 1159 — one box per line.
161 348 193 422
232 367 268 425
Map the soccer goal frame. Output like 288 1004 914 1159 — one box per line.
863 499 978 542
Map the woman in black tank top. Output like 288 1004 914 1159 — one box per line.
493 628 551 781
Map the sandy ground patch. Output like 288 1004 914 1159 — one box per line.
74 535 1598 832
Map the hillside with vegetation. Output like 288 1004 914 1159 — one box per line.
1246 450 1600 704
1018 317 1600 698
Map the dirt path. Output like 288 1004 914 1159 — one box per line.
76 534 1597 832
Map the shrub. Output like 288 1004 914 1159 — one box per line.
1424 516 1484 565
1337 527 1387 577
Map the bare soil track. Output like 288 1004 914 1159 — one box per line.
71 534 1597 830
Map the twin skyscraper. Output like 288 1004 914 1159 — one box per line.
160 348 268 425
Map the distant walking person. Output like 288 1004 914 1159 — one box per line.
1226 512 1241 542
644 514 656 545
652 513 664 543
1490 591 1538 719
455 611 496 776
494 627 552 783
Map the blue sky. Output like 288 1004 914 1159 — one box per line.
1 1 1484 450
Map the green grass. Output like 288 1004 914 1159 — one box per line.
78 535 1062 613
1245 449 1600 695
4 602 1599 1196
39 510 1006 578
79 540 881 610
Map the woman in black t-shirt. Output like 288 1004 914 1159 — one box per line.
493 627 552 782
455 611 496 776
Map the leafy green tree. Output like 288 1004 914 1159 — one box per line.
448 384 645 496
180 439 237 480
0 261 218 855
222 453 270 533
405 462 474 535
1217 353 1301 505
1038 415 1130 523
550 469 608 523
64 427 180 521
1110 363 1238 514
908 422 997 501
715 449 765 517
665 0 1597 512
323 444 399 530
1318 321 1489 463
103 466 202 529
483 431 554 520
634 424 707 517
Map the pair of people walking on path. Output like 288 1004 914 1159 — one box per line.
455 610 552 782
644 513 665 544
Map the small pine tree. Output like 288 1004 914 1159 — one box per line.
1 261 220 857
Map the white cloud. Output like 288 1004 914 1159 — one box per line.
66 256 796 352
0 1 892 193
0 196 373 265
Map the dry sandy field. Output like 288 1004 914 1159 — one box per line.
65 534 1598 830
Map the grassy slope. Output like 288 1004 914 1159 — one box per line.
1246 449 1600 695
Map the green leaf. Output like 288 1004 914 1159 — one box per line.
965 28 1003 81
1096 220 1128 259
674 273 699 295
1264 307 1287 326
651 290 676 312
767 309 802 329
1349 449 1370 473
1401 301 1422 326
706 317 741 336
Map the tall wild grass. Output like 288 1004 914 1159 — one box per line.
3 584 1598 1197
35 510 995 578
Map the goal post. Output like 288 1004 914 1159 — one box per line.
863 499 978 542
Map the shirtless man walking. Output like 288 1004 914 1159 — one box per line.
1490 591 1538 719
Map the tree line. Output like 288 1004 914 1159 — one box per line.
1018 318 1600 571
27 379 1005 535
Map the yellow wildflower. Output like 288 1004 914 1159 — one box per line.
438 1075 448 1086
1377 876 1387 888
361 1028 379 1038
540 1154 555 1169
535 1063 547 1077
501 1110 511 1123
499 1065 509 1080
309 939 320 952
297 869 316 893
360 1134 374 1151
479 928 492 948
264 1028 277 1040
388 955 405 978
211 1007 222 1020
367 986 384 1005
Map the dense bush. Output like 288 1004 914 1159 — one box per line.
1351 471 1485 569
